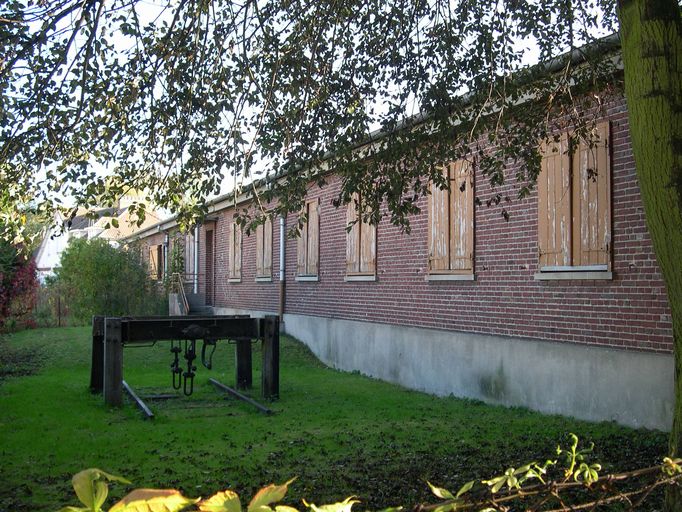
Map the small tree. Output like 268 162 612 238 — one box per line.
52 238 166 324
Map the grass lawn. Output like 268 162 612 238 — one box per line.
0 326 668 511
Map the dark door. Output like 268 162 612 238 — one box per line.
205 229 214 306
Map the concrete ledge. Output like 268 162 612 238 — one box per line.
282 313 673 431
227 278 242 284
295 276 319 282
534 271 613 281
344 274 377 282
426 274 476 281
255 276 273 283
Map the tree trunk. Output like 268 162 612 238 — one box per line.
617 1 682 509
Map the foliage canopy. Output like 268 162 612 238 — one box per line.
1 0 621 233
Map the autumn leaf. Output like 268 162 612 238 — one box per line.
109 489 198 512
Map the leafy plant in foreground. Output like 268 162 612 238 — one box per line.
59 436 682 512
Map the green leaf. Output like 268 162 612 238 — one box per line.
109 489 199 512
198 490 241 512
491 478 506 494
303 497 359 512
275 506 300 512
455 481 475 498
71 469 130 512
247 479 296 512
433 504 459 512
427 482 455 500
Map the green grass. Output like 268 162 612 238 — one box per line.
0 327 668 511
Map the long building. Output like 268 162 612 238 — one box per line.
126 90 674 431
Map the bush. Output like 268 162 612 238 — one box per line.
52 238 166 324
0 241 38 332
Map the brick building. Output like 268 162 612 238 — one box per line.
126 94 674 431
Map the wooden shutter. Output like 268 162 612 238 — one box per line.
346 197 360 274
296 206 308 276
538 133 571 268
149 246 158 279
184 233 194 276
428 167 450 271
255 223 264 277
306 199 319 275
229 223 235 278
449 160 474 272
359 203 376 274
263 217 272 277
229 223 241 279
234 224 242 278
573 121 611 267
157 245 164 280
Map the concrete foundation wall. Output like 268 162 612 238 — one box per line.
282 312 674 431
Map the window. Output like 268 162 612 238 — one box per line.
427 160 474 277
149 244 164 280
255 217 273 279
537 121 611 274
228 222 242 281
296 199 319 278
346 193 376 278
184 232 195 279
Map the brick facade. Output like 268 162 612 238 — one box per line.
136 97 674 355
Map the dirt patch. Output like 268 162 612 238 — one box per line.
0 339 46 383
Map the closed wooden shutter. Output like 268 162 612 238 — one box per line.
157 245 164 280
234 224 242 278
229 223 235 278
255 223 264 277
184 233 195 276
263 217 272 277
347 194 376 275
306 199 319 275
538 133 571 268
449 160 474 272
573 121 611 268
229 223 242 279
360 217 376 274
149 246 158 279
296 207 307 276
428 167 450 271
346 198 360 273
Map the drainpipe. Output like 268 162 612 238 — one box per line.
278 214 286 323
193 225 199 294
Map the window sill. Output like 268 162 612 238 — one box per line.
295 275 319 282
426 273 475 281
344 274 376 282
534 271 613 281
255 276 272 283
227 278 242 283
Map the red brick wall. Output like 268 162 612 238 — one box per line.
199 211 282 314
189 99 673 353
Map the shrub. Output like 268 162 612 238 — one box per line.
0 240 38 332
52 238 166 324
